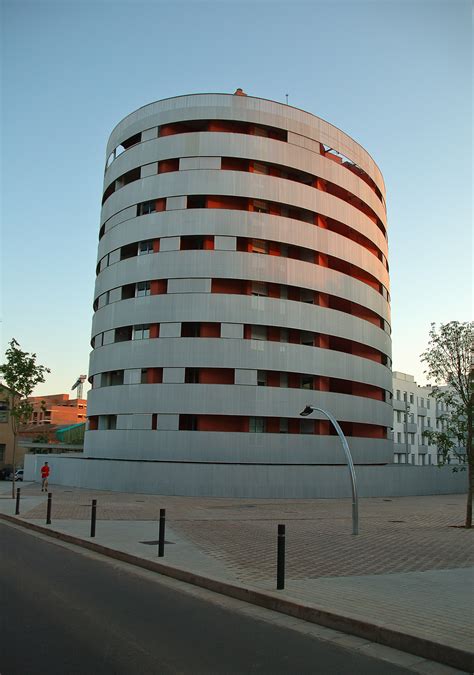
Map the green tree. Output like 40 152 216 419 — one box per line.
421 321 473 527
0 339 50 497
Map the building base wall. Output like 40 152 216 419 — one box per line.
84 431 393 464
24 454 468 498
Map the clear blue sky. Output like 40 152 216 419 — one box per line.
1 0 471 396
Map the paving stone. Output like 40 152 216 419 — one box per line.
12 484 474 664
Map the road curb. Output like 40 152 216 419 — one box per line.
1 512 472 672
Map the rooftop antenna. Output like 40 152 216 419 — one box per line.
71 375 87 399
285 94 289 105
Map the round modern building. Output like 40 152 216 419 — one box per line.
85 91 392 496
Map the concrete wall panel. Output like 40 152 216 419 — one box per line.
24 455 467 499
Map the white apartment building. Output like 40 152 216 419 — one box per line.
392 371 455 466
86 92 393 478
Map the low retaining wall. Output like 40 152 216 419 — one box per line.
24 454 467 498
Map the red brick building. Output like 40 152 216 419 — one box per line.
27 394 87 427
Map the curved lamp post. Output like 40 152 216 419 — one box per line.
300 405 359 535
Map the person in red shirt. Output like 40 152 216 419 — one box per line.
40 462 50 492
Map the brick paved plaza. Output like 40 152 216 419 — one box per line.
3 482 473 670
18 485 473 582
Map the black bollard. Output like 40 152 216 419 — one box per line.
46 492 52 525
90 499 97 538
277 524 285 590
15 488 21 515
158 508 166 557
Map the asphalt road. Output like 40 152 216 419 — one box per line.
0 522 414 675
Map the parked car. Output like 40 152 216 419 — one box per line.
5 469 23 481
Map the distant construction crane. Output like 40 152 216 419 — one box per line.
71 375 87 399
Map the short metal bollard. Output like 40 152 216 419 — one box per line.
277 524 285 590
46 492 52 525
15 488 21 515
90 499 97 538
158 508 166 557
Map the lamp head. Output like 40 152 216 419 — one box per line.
300 405 314 417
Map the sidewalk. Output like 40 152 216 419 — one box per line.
1 482 473 673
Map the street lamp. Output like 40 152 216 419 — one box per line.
300 405 359 535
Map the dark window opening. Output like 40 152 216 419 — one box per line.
181 322 201 337
158 119 287 142
257 371 267 386
115 326 132 342
158 158 179 173
181 235 205 250
102 183 115 204
120 132 141 150
121 243 138 260
159 120 209 136
116 167 140 189
185 368 200 383
179 414 198 431
301 376 313 390
121 284 135 300
187 195 207 209
329 379 352 395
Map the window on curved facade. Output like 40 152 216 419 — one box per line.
133 324 150 340
136 282 151 297
137 201 156 216
249 417 265 433
138 240 153 255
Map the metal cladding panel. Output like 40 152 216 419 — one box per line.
100 170 385 250
96 243 389 297
97 213 388 289
89 339 392 390
93 252 389 318
214 235 237 251
88 384 392 426
83 430 392 464
89 93 392 472
95 230 389 298
104 133 385 224
105 94 385 192
140 163 158 178
91 295 391 354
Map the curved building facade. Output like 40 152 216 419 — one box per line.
86 92 393 479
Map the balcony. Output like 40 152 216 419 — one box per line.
394 443 412 453
393 399 408 412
